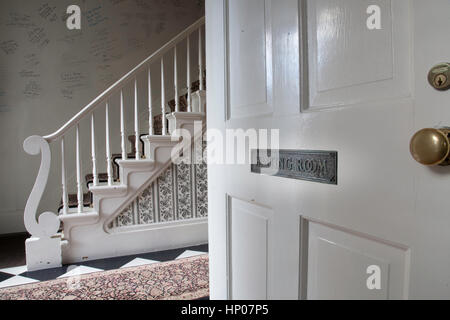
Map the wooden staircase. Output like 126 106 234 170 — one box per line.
23 17 207 271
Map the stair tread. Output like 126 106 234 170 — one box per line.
59 207 98 218
61 206 96 212
117 158 154 163
90 182 126 188
89 183 128 196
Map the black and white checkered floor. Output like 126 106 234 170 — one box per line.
0 244 208 289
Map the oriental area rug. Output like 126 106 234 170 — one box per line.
0 255 209 300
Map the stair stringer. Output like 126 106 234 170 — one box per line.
59 113 207 264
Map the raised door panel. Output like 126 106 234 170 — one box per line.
301 0 411 110
304 219 410 300
228 197 273 299
226 0 273 119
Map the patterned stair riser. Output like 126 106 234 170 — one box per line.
112 141 207 228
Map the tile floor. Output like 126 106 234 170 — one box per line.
0 244 208 289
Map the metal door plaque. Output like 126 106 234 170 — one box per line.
251 149 338 185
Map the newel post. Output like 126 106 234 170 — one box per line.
23 135 62 271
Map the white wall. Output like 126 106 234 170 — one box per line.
0 0 204 234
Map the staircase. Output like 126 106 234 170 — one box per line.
23 18 207 271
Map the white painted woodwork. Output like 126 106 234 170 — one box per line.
23 135 60 238
22 18 207 271
199 27 204 91
105 103 113 186
75 124 83 213
226 0 273 119
174 45 180 112
148 68 154 135
305 219 409 299
120 90 127 160
193 90 206 114
303 0 410 110
62 218 207 265
90 113 98 187
411 0 450 298
161 57 167 135
207 0 450 300
228 197 273 300
23 136 62 271
61 137 68 215
134 79 141 160
26 237 62 272
187 36 192 112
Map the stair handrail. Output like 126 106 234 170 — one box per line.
44 16 205 143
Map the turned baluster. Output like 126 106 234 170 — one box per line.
134 79 141 159
161 57 167 135
148 67 153 135
76 124 83 213
120 90 127 160
61 137 68 215
187 35 192 112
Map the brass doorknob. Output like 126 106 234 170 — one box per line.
410 128 450 166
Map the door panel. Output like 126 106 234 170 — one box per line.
228 197 273 300
305 219 409 299
303 0 411 110
227 0 273 119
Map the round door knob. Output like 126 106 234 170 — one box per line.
410 128 450 166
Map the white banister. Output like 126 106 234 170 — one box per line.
161 57 167 135
61 137 68 215
199 26 204 91
105 102 113 186
120 90 127 160
134 79 140 159
42 17 205 143
187 35 192 112
174 45 179 112
91 113 98 187
76 124 83 213
148 68 153 135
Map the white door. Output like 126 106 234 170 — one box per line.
206 0 450 299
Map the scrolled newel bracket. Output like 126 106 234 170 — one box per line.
23 135 62 271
